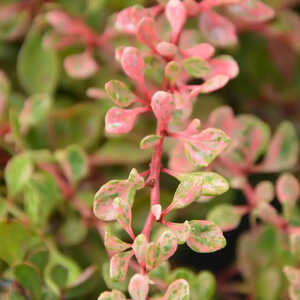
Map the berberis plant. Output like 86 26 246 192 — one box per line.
0 0 299 299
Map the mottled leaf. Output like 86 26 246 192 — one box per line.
165 61 181 85
132 234 148 265
137 17 159 49
98 290 126 300
183 57 211 78
110 250 133 281
151 91 175 125
105 80 135 107
165 221 191 244
163 279 190 300
128 274 149 300
104 231 131 256
276 173 299 206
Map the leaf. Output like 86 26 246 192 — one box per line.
0 222 38 265
5 152 33 196
227 0 274 23
184 128 231 167
24 171 61 226
64 52 98 79
137 17 159 49
128 168 144 190
259 121 299 172
128 274 149 300
156 42 178 58
116 5 148 34
197 271 216 300
14 263 42 300
113 197 134 237
104 231 131 256
183 57 211 78
102 263 128 292
163 279 190 300
207 204 241 231
121 47 144 84
254 181 274 203
110 250 133 281
165 221 191 244
187 220 226 253
165 61 181 85
93 179 133 221
20 94 52 131
98 290 126 300
199 11 237 47
289 233 300 256
146 230 177 270
166 0 187 43
276 173 299 206
17 25 58 94
140 135 161 150
183 43 215 61
105 107 139 135
132 234 148 265
207 55 239 79
151 91 175 125
56 145 88 185
105 80 135 107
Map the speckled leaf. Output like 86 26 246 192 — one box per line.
163 279 190 300
137 17 159 49
104 231 131 256
93 180 133 221
276 173 299 206
105 107 138 135
128 274 149 300
165 221 191 244
121 47 144 84
151 91 175 125
132 234 148 265
183 57 211 79
166 0 187 43
258 122 298 172
187 220 226 253
207 204 241 231
140 135 161 150
105 80 135 107
227 0 274 23
184 128 231 167
64 52 98 79
199 11 237 47
165 61 181 85
98 290 126 300
110 250 134 281
254 181 274 203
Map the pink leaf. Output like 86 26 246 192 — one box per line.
105 107 139 135
187 220 226 253
165 221 191 244
156 42 178 58
199 11 237 47
46 10 74 34
115 6 149 34
128 274 149 300
64 52 98 79
151 91 175 126
110 250 134 281
93 180 130 221
276 173 300 206
137 17 160 49
254 181 274 203
163 279 190 300
166 0 187 43
227 0 275 23
184 128 231 167
132 234 148 265
104 231 131 256
197 0 241 11
207 55 239 79
121 47 145 84
182 119 202 136
181 43 215 60
189 75 230 97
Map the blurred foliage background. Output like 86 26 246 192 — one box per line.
0 0 299 299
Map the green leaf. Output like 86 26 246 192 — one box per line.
24 172 61 226
196 271 216 300
5 153 33 196
29 249 49 272
105 80 135 107
165 61 181 84
51 264 68 288
183 57 211 78
164 279 190 300
140 135 160 150
9 291 27 300
14 263 42 300
102 262 128 292
17 24 59 94
187 220 226 253
56 144 88 184
207 204 241 231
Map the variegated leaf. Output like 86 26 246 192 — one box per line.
163 279 190 300
165 221 191 244
132 234 148 265
181 43 215 60
98 290 126 300
140 135 161 150
128 168 144 190
110 250 134 281
254 181 274 203
105 80 135 107
276 173 299 206
151 91 175 125
182 57 211 78
104 230 131 256
128 274 149 300
137 17 160 49
187 220 226 253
